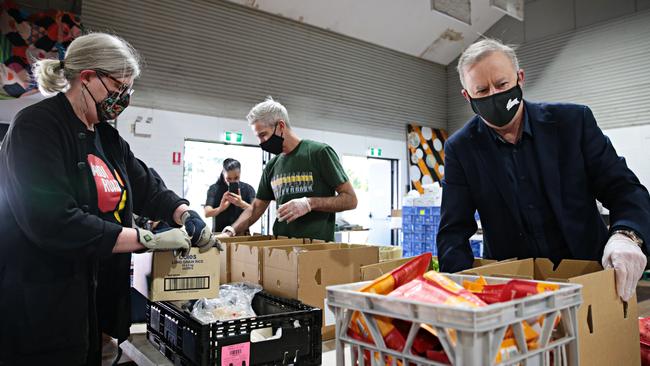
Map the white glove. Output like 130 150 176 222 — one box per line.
137 228 190 255
221 226 236 237
601 233 647 301
277 197 311 223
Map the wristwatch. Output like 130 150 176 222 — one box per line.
611 229 644 247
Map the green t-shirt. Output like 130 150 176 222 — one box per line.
256 139 349 241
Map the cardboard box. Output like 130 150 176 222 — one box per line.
216 235 274 284
132 248 220 302
379 246 403 262
262 243 380 340
361 257 413 281
360 256 497 281
229 239 310 284
461 258 640 366
217 235 274 244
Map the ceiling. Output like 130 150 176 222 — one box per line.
226 0 510 65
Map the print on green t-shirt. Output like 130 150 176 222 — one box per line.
256 140 348 241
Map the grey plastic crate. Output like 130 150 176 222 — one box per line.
327 274 582 366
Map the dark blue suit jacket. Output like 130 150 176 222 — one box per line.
437 101 650 272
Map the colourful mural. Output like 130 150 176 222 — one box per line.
407 123 447 193
0 0 82 98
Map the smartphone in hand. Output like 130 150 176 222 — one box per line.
228 181 240 194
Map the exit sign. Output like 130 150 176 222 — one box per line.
368 147 382 157
224 131 243 143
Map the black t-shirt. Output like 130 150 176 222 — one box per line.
205 180 255 232
86 129 127 225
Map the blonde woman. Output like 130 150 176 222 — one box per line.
0 33 211 365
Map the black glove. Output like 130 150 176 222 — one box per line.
181 210 212 248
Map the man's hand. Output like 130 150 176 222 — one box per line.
137 228 190 255
602 233 647 301
277 197 311 223
219 225 236 238
181 210 212 248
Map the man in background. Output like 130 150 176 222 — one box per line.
219 97 357 241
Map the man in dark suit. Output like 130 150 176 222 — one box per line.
437 38 650 301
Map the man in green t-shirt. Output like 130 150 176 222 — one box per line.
219 97 357 241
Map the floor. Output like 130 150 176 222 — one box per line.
322 340 352 365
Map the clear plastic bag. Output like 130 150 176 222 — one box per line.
191 283 263 324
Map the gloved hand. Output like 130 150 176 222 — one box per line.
181 210 212 248
221 225 236 237
195 235 224 253
277 197 311 223
602 233 647 301
136 227 190 255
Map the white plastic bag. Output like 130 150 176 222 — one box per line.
191 283 263 324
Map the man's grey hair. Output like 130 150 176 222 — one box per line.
456 38 520 89
246 96 290 128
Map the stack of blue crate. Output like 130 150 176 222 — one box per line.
402 208 483 258
402 206 441 257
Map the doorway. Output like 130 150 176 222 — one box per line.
183 140 264 234
340 156 399 245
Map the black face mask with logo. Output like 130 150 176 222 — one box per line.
260 124 284 155
469 82 523 127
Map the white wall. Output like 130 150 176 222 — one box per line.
116 106 408 206
604 125 650 190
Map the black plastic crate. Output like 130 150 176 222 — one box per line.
146 291 322 366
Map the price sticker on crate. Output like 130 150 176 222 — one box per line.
221 342 250 366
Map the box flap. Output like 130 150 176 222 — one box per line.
533 258 604 280
229 243 261 284
230 239 307 284
471 258 497 267
296 246 379 308
291 243 371 251
233 239 306 248
361 257 414 281
261 245 301 299
217 235 273 244
564 265 639 365
219 242 231 284
459 258 534 277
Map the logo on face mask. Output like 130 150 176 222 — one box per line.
506 98 520 111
